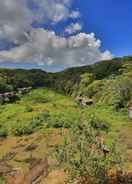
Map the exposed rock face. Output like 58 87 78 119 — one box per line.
129 107 132 119
76 96 93 106
0 92 17 103
18 87 32 95
0 87 32 104
0 92 18 104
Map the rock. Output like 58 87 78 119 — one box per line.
25 144 38 152
76 96 93 106
129 106 132 119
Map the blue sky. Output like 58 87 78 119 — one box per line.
73 0 132 57
0 0 131 71
38 0 132 57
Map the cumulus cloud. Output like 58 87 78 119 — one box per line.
0 0 32 43
31 0 72 24
70 10 80 19
65 23 82 35
0 0 76 43
0 0 113 71
0 29 113 69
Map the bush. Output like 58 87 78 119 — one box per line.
25 105 33 112
11 118 44 136
0 97 4 105
54 122 123 184
0 78 13 93
112 77 132 110
24 90 51 103
98 75 132 110
89 115 110 132
46 113 75 129
38 111 50 121
0 128 8 138
11 122 33 136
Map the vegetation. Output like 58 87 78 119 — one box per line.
0 177 4 184
0 88 80 136
55 121 122 184
0 57 131 183
0 68 52 91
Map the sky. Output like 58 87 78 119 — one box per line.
0 0 131 72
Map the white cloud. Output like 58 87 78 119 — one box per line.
70 11 80 19
0 0 76 43
0 29 113 69
32 0 71 23
0 0 33 43
65 23 82 35
0 0 113 71
100 50 113 60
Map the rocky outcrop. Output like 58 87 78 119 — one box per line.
18 87 32 95
76 96 93 106
0 92 18 104
0 87 32 104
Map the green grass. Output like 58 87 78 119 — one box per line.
0 88 130 136
0 88 80 136
0 87 132 169
0 177 5 184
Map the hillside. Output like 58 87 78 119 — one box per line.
0 57 132 183
0 56 131 109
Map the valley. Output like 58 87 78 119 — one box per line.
0 57 131 183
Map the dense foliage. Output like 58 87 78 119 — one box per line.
0 68 52 91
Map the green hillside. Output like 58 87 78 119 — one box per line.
0 57 132 183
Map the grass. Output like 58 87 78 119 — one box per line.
0 88 132 171
0 88 80 136
0 88 131 137
0 177 4 184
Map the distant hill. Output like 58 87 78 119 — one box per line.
0 56 132 109
52 57 132 95
0 68 52 92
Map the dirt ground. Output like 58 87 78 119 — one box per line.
0 129 66 184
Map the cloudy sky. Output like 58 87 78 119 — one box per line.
0 0 131 71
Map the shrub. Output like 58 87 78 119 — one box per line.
11 118 44 136
24 90 51 103
25 105 33 112
98 75 132 110
0 97 4 105
46 113 76 128
0 78 13 93
89 114 110 132
54 122 123 184
11 121 33 136
0 128 8 138
38 111 50 121
112 77 132 110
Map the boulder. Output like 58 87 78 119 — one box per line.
76 96 93 106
